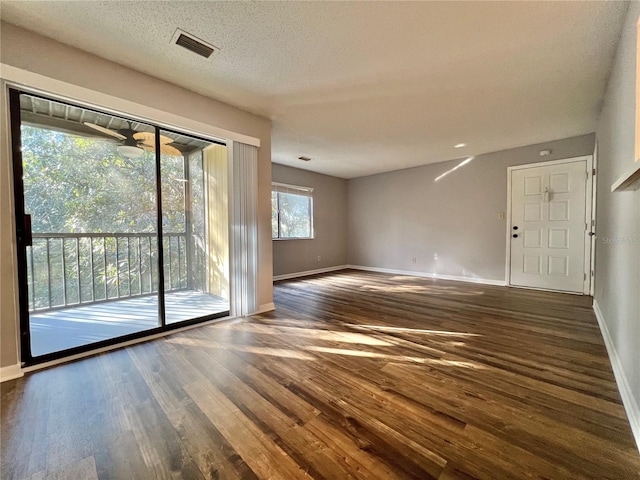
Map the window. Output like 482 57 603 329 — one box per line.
272 183 313 239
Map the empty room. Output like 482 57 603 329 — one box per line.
1 1 639 479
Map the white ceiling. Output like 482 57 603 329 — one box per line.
0 1 628 179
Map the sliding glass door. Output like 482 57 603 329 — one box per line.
159 131 230 324
9 89 229 364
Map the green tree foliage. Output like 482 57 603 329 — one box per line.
22 125 185 233
21 125 189 309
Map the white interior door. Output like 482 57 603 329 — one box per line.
509 159 588 293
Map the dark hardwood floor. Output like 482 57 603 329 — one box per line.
2 270 639 479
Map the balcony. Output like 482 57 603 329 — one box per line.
27 232 229 356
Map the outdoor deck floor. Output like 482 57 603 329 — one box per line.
29 290 229 356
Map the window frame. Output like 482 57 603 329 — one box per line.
271 182 314 240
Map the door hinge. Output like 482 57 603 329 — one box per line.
584 273 587 281
592 168 596 176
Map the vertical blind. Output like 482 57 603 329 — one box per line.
229 142 258 316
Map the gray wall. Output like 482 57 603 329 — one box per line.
594 2 640 405
272 164 348 276
0 23 273 369
348 134 595 281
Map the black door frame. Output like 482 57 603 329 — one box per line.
8 87 229 366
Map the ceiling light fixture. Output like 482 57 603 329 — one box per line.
117 145 144 158
454 143 467 148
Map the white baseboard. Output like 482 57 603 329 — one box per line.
272 264 505 287
252 302 276 315
273 265 349 282
0 364 23 383
593 299 640 452
347 265 506 287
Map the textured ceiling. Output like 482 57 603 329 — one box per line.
0 1 628 178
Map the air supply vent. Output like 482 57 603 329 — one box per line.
298 156 312 162
171 29 217 59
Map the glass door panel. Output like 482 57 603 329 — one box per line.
15 92 161 357
159 131 230 324
11 90 231 364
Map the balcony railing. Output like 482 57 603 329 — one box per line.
27 232 189 312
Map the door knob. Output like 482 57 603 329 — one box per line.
512 226 519 230
588 232 595 237
512 234 519 238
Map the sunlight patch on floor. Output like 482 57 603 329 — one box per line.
347 324 481 337
304 345 485 369
227 322 393 346
304 345 427 363
359 284 484 296
426 358 485 369
167 337 316 360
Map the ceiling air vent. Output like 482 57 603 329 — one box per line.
171 29 217 59
298 156 312 162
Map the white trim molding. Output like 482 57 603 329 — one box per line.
347 265 506 286
0 364 23 383
593 300 640 452
273 265 349 282
611 162 640 191
252 303 276 315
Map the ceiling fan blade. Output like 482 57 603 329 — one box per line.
133 131 174 145
160 144 182 157
138 142 182 157
83 122 126 140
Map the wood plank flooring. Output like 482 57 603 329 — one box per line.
2 270 639 479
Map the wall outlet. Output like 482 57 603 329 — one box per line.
412 257 417 263
317 256 321 262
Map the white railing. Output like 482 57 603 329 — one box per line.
27 232 189 312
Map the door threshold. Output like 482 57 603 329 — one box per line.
507 284 587 296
